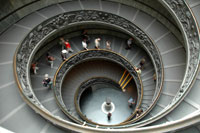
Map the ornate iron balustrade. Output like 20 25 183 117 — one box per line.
14 10 163 129
162 0 200 105
121 0 200 128
53 50 143 126
74 77 139 125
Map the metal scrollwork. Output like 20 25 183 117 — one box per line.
13 0 200 131
120 0 200 128
54 50 143 125
160 0 200 110
14 10 163 127
75 77 134 124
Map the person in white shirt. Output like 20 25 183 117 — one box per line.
126 38 134 50
136 67 141 75
106 40 111 50
95 38 101 49
82 39 88 50
61 49 68 61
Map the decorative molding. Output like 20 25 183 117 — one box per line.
12 0 200 131
14 10 163 128
125 0 200 128
163 0 200 101
54 50 143 125
74 77 138 125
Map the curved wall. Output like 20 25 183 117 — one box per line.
1 0 200 132
0 0 179 37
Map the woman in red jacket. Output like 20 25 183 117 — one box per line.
60 38 74 53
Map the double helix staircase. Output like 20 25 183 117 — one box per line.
0 0 200 132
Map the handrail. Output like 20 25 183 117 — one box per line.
74 77 138 126
14 10 164 130
53 49 143 127
119 0 200 128
12 0 200 132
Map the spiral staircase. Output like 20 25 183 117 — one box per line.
0 0 200 132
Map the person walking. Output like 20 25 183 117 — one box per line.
139 58 146 70
61 49 68 61
153 73 156 82
128 97 135 108
42 74 52 89
82 30 91 46
60 38 73 53
95 38 101 49
107 112 112 120
65 39 73 53
59 37 65 49
136 67 142 75
82 39 88 50
126 38 134 50
46 53 55 68
136 108 143 117
31 62 39 74
106 40 111 50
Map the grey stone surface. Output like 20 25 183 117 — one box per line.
101 0 118 14
164 66 185 80
80 0 101 10
81 87 134 125
161 81 182 95
161 48 186 66
133 10 154 29
167 101 197 121
155 33 181 53
17 12 46 28
149 117 167 125
0 64 14 85
1 105 47 133
46 124 74 133
60 0 82 11
0 0 33 18
0 14 20 33
157 94 173 107
119 4 138 21
0 84 24 120
34 86 54 102
186 0 200 5
142 78 154 86
38 4 63 18
177 127 200 133
192 5 200 27
143 89 155 96
186 79 200 105
150 105 165 115
0 25 30 43
146 20 169 40
0 44 17 63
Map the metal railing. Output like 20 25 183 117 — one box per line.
53 49 143 126
14 9 165 131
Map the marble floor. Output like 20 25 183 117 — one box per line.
80 84 136 125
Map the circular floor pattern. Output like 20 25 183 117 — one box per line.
101 102 115 114
80 83 136 125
